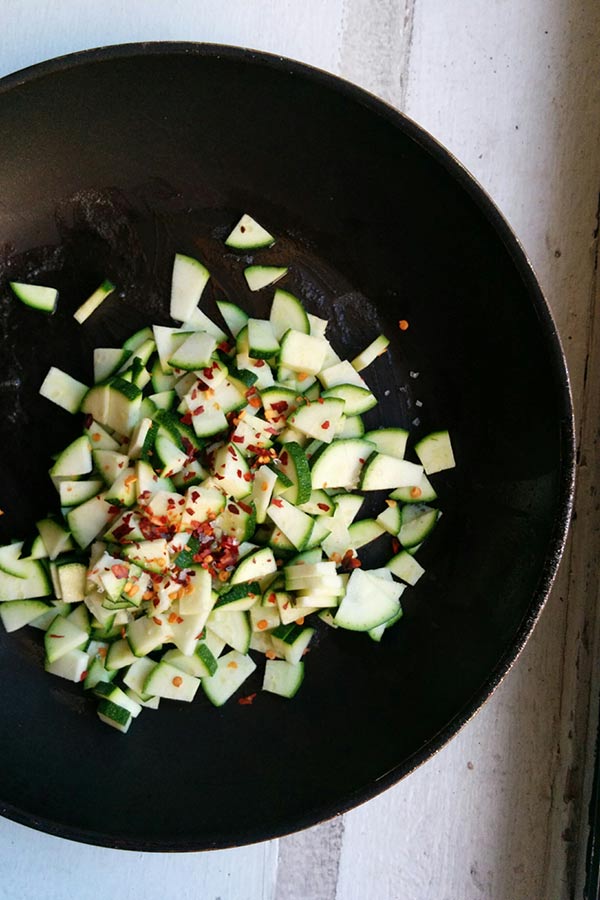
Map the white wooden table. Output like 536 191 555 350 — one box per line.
1 3 599 898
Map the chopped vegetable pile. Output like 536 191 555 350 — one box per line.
1 214 455 733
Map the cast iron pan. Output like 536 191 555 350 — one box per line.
0 43 574 850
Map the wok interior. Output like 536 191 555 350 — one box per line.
0 47 571 848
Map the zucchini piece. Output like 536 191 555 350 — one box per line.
414 430 456 474
44 615 90 663
244 265 288 292
359 453 424 491
310 438 375 491
262 660 304 698
364 428 409 460
45 648 90 682
10 281 58 313
399 504 440 548
168 331 217 371
322 383 376 415
270 289 309 339
287 397 345 443
39 366 88 414
123 326 154 353
94 347 131 383
207 609 252 654
267 498 314 551
143 661 200 702
279 330 328 376
390 473 437 503
97 699 132 733
270 623 315 664
347 518 386 549
247 318 280 359
230 547 277 584
73 279 116 324
386 549 425 585
350 334 390 371
225 214 275 250
0 599 53 632
170 253 210 323
216 299 249 337
51 435 93 477
202 650 257 706
318 360 368 390
334 569 403 632
274 442 311 505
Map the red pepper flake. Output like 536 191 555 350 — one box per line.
238 693 257 706
272 498 283 508
248 395 261 408
111 563 129 579
186 507 195 515
317 397 325 405
180 412 193 425
152 616 163 626
80 670 88 682
279 450 289 465
48 634 64 639
172 676 183 687
254 359 265 368
238 500 253 515
267 592 277 604
391 537 401 554
236 469 242 478
183 471 196 482
317 502 331 512
202 367 214 380
120 627 127 639
217 341 231 352
214 472 225 480
358 458 365 464
228 503 239 515
232 434 244 444
271 400 289 413
84 414 94 429
398 319 409 331
108 505 121 516
321 420 330 430
243 472 253 482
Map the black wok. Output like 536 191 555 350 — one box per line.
0 43 574 850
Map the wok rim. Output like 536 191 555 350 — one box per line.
0 40 576 851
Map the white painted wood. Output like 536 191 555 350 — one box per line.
0 0 345 81
1 2 600 899
0 817 278 900
330 2 600 899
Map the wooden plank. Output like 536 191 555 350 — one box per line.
331 1 600 898
0 816 278 900
0 0 345 81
